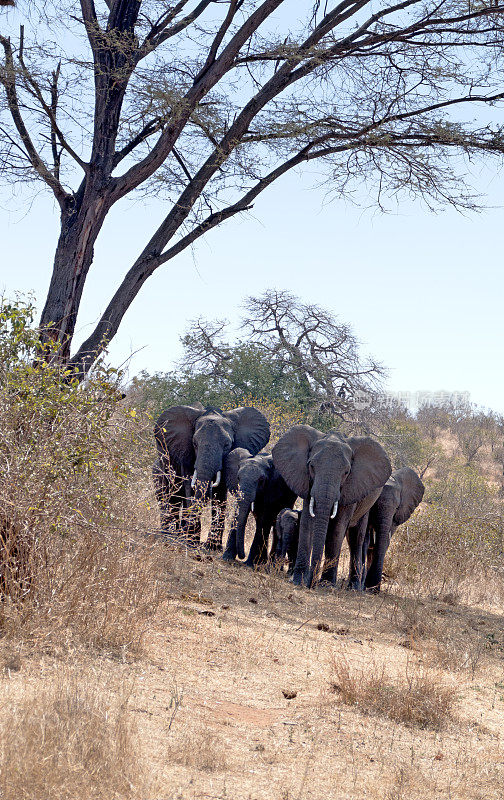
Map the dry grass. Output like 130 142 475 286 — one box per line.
0 671 144 800
165 719 228 773
0 528 171 657
331 656 457 729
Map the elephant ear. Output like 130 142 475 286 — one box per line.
340 437 392 506
153 405 203 469
272 425 322 500
224 407 270 455
394 468 425 525
223 447 252 493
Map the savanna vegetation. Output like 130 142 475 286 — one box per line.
0 293 503 798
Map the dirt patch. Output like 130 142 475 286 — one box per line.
206 699 282 727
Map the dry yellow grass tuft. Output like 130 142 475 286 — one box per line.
331 656 457 729
0 672 144 800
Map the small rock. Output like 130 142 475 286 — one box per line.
198 610 215 617
282 689 297 700
249 597 258 604
317 622 331 632
221 604 230 610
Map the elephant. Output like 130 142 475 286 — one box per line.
272 425 391 588
222 450 296 566
275 508 301 573
153 404 270 548
348 467 424 592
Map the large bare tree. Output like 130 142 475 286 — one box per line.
181 289 384 407
2 1 504 377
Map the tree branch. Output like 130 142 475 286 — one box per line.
16 45 88 171
139 0 215 57
111 0 285 200
0 35 70 208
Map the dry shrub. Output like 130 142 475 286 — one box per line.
386 467 504 608
386 594 488 675
0 529 170 655
331 657 456 729
0 672 143 800
0 298 168 654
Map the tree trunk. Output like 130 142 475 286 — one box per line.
39 187 110 363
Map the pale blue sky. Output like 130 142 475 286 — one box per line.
2 160 503 413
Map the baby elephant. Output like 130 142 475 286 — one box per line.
348 467 425 592
275 509 301 573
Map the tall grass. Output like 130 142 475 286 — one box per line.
0 671 144 800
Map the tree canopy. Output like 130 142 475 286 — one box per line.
2 1 504 375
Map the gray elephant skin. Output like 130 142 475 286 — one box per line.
153 404 270 547
272 425 391 587
348 467 425 592
222 450 296 565
275 508 301 573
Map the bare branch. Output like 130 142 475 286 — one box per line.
0 34 70 208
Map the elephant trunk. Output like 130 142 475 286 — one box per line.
193 449 224 500
309 488 337 586
235 490 254 560
280 528 292 560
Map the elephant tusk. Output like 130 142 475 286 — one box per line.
251 501 255 512
330 500 339 519
309 496 315 518
191 470 197 489
211 470 221 489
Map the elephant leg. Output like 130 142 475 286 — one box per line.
245 519 267 567
320 504 355 586
222 518 238 561
182 511 201 547
258 522 273 565
180 478 199 536
347 512 369 591
365 517 392 592
206 496 226 551
270 522 279 564
153 461 184 534
362 527 373 588
292 502 313 587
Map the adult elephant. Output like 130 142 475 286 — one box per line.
348 467 424 592
222 450 296 566
272 425 391 587
153 405 270 547
275 508 301 573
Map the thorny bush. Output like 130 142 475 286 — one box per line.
0 297 164 652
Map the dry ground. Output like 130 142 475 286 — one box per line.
1 533 503 800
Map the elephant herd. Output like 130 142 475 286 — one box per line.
153 404 425 591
